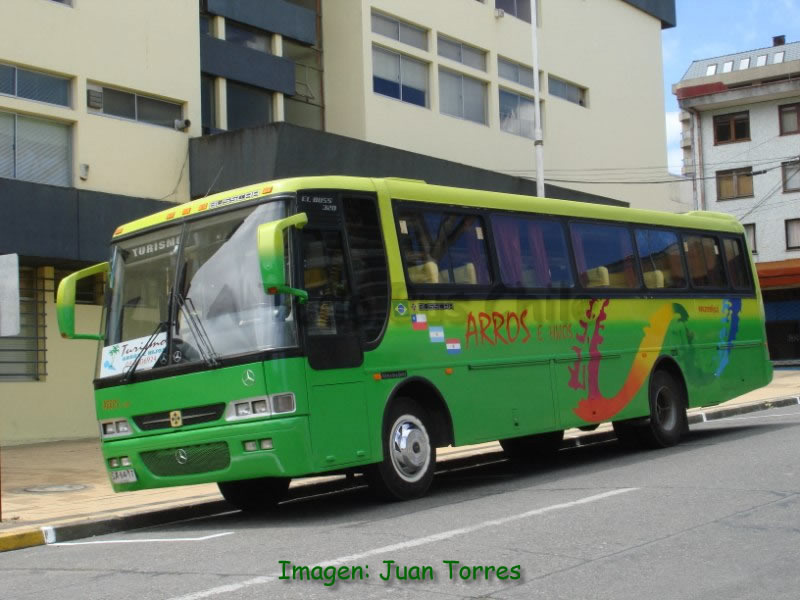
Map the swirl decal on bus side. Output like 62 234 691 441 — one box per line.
568 298 742 423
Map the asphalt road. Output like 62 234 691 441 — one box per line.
2 405 800 600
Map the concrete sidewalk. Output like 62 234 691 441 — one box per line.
2 368 799 552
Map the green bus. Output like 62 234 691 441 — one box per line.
57 176 772 507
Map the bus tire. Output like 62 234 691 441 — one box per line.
640 369 687 448
500 430 563 462
217 476 291 512
367 398 436 501
615 370 686 450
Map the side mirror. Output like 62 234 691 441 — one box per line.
257 212 309 303
56 261 109 340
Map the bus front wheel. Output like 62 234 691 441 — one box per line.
217 476 291 512
367 398 436 501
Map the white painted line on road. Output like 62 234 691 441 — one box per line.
49 532 234 546
164 487 638 600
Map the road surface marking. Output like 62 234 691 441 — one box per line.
49 532 234 546
165 487 638 600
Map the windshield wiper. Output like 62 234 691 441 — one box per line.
176 293 220 368
121 320 169 383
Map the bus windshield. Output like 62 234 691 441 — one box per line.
100 200 297 379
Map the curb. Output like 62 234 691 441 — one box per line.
2 394 799 553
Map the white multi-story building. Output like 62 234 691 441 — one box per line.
323 0 677 210
674 36 800 362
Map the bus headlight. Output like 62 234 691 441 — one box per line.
100 419 133 439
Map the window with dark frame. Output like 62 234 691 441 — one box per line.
716 168 754 200
684 235 727 288
0 267 46 381
722 238 751 290
787 219 800 250
569 222 639 289
744 223 757 254
713 112 750 144
634 229 687 289
782 160 800 192
779 102 800 135
396 208 491 286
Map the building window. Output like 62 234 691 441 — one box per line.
438 36 486 71
498 57 534 88
495 0 531 22
0 267 46 381
201 74 216 134
499 89 534 138
0 63 70 107
779 103 800 135
782 160 800 192
87 84 182 128
371 12 427 51
225 20 271 54
713 111 750 144
716 168 754 200
200 14 212 36
226 80 272 131
722 61 733 73
439 68 486 124
285 38 324 131
548 75 586 106
744 224 757 254
774 51 785 64
786 219 800 250
739 58 750 70
0 111 71 186
372 46 427 107
706 64 717 76
756 55 767 67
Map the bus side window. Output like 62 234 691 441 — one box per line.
684 235 728 288
634 229 687 289
491 214 574 289
722 237 751 290
570 222 639 289
398 208 491 286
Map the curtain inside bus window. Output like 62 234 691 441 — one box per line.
723 238 750 290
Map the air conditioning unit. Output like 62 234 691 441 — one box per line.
494 8 505 18
86 89 103 109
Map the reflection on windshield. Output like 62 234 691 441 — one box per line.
175 203 297 362
100 201 296 379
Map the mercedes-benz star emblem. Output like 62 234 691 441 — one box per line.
242 369 256 387
175 449 189 465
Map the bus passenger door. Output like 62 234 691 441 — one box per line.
297 191 370 469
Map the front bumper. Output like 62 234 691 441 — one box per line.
102 416 314 492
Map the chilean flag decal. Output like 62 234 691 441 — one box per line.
412 314 428 330
446 339 462 354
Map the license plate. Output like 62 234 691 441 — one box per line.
110 468 137 484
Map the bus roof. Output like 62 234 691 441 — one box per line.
112 175 743 239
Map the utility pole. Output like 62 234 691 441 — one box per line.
531 0 545 197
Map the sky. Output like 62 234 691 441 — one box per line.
661 0 800 173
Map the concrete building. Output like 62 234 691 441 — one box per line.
1 0 676 445
674 36 800 362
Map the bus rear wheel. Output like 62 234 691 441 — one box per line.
614 369 687 449
367 398 436 501
500 430 564 462
217 476 291 512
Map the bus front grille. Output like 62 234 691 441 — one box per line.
140 442 230 476
133 403 226 431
